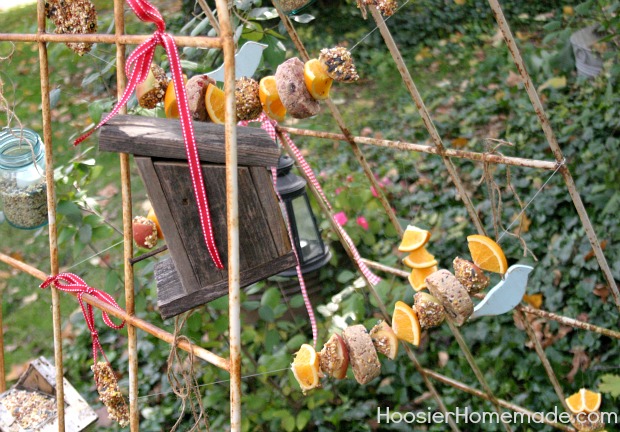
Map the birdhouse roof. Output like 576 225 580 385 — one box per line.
98 115 279 167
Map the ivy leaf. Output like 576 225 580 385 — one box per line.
599 374 620 398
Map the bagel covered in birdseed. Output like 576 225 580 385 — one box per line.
275 57 320 119
425 269 473 326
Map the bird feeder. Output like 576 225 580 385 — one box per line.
98 115 296 319
0 357 97 431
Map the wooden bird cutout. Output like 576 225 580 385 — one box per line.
208 41 268 82
470 264 534 319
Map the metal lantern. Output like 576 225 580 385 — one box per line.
276 155 331 276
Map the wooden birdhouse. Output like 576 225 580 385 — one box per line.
0 357 97 431
99 115 296 319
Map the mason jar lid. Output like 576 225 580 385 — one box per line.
0 128 44 170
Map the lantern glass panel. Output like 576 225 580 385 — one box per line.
290 194 323 264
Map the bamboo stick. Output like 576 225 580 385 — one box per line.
112 0 140 429
36 0 65 429
369 6 486 237
0 252 230 371
279 127 558 171
215 0 242 429
273 3 404 237
487 0 620 310
0 33 222 47
423 369 576 432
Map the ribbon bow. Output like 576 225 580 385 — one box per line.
41 273 126 363
75 0 224 270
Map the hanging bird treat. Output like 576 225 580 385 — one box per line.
453 257 490 294
276 57 320 119
235 77 263 121
318 47 359 83
92 362 130 428
136 64 169 109
45 0 98 55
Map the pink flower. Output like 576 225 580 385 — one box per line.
334 211 348 226
371 186 379 198
335 187 344 196
356 216 369 231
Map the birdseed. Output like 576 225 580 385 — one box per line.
0 389 57 429
0 179 48 229
92 362 129 428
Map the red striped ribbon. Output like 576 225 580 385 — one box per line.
74 0 224 270
239 114 382 344
40 273 126 363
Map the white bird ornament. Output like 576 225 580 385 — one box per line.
207 41 268 82
470 264 534 319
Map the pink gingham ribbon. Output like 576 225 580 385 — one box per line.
75 0 224 270
40 273 125 364
239 114 381 334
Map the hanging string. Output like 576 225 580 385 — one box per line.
137 367 291 400
498 158 566 242
349 0 411 52
167 312 210 432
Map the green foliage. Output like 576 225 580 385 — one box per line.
599 374 620 398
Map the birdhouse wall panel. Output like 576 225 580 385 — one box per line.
135 157 202 291
154 161 283 285
249 166 292 256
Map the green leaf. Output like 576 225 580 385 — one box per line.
264 329 280 352
538 76 566 91
289 294 305 309
296 410 311 430
574 1 593 15
281 413 296 432
57 200 83 225
543 21 561 31
337 270 355 283
259 305 275 322
599 374 620 397
78 223 92 244
261 287 281 309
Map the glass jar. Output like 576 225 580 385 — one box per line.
0 128 48 229
275 0 316 15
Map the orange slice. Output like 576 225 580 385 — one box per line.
146 208 164 240
291 344 321 392
163 75 188 119
259 76 286 122
392 301 421 346
205 83 226 124
408 265 438 291
467 234 508 274
304 58 333 100
398 225 431 252
565 388 602 414
402 247 437 269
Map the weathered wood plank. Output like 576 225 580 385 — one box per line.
249 166 292 256
135 157 201 291
155 252 297 319
99 115 279 167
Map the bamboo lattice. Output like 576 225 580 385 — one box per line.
0 0 617 431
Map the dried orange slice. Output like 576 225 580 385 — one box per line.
163 75 188 119
398 225 431 252
403 247 437 269
565 388 602 414
467 234 508 274
205 83 226 124
146 208 164 240
408 265 438 291
392 301 421 346
304 58 333 100
259 76 286 122
291 344 321 392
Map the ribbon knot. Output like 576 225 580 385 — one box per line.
41 273 126 363
74 0 224 270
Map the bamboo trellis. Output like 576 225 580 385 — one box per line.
0 0 617 431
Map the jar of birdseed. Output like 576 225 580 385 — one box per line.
276 0 316 15
0 128 48 229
